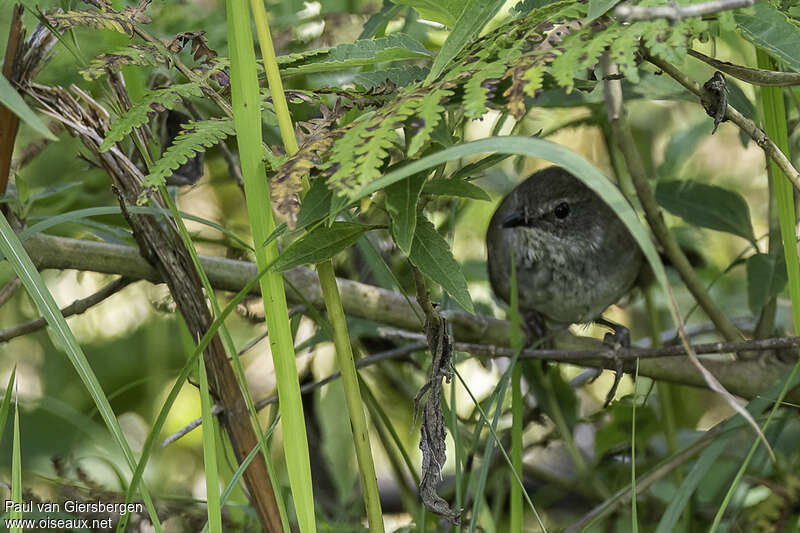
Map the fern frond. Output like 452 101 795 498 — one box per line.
143 118 234 188
408 88 452 156
354 65 429 89
81 44 167 81
46 3 151 37
464 62 508 119
100 84 204 152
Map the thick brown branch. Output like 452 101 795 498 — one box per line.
20 233 798 400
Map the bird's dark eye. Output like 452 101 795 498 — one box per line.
554 202 570 219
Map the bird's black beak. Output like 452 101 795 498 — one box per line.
501 211 526 228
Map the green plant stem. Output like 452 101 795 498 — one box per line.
250 0 299 159
645 288 679 458
630 359 639 532
225 1 316 530
317 260 385 531
251 3 384 528
710 47 800 532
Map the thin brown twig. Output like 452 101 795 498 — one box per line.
604 54 742 342
603 52 775 460
161 342 427 446
0 277 132 343
0 277 22 308
645 52 800 193
687 49 800 87
615 0 753 21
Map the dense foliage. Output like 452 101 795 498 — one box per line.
1 0 800 531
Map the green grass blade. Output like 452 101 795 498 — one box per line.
0 367 17 445
198 355 222 533
10 387 21 533
116 264 272 533
509 254 523 532
709 48 800 532
0 213 163 532
225 2 316 529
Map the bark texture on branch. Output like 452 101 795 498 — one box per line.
26 84 282 531
21 232 798 400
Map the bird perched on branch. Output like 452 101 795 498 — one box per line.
486 166 643 401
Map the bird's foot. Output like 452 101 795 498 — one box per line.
597 318 632 407
522 310 547 349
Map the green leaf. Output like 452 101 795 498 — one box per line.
0 75 58 141
353 65 429 89
198 356 222 533
423 177 490 200
0 367 17 445
100 83 204 152
143 119 235 189
655 370 800 533
408 215 474 313
735 1 800 72
359 2 405 39
746 253 788 314
296 177 333 230
0 207 163 530
278 33 431 76
586 0 623 22
393 0 464 26
344 136 668 319
657 121 711 179
425 0 506 82
10 396 21 532
270 222 369 272
385 172 426 254
655 180 756 244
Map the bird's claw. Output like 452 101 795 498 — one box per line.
599 320 631 407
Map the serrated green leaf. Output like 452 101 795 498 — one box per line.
0 75 58 141
408 215 474 313
423 177 490 200
463 62 507 118
270 222 369 272
80 44 167 81
386 172 426 254
655 180 755 244
353 65 429 89
746 253 788 314
143 119 235 188
407 88 451 156
101 83 204 152
279 33 431 76
735 1 800 72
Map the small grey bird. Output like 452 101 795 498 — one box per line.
486 166 643 336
